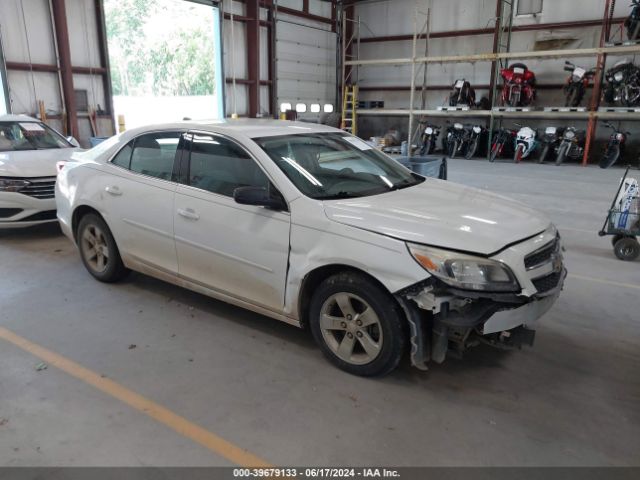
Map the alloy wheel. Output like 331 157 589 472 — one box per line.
81 224 110 273
319 292 383 365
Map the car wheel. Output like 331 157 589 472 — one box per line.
77 213 129 282
309 272 406 377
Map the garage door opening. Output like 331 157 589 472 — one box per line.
104 0 224 130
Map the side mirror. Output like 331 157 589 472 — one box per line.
233 186 287 211
67 136 80 148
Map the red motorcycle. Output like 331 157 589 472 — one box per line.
500 63 536 107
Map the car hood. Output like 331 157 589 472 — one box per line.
323 179 550 255
0 148 79 177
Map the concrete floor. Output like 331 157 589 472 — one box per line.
0 160 639 467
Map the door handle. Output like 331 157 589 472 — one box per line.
177 208 200 220
105 186 122 196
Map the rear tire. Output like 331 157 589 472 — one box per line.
309 272 407 377
614 237 640 261
77 214 129 283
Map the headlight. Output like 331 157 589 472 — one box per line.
0 178 30 192
425 127 433 134
545 127 557 135
473 126 482 134
564 130 575 139
407 243 520 292
614 72 624 82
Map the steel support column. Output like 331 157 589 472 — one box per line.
94 0 114 121
51 0 78 138
583 0 615 166
246 0 260 117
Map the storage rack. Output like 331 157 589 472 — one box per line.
339 0 640 165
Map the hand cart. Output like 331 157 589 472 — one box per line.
598 166 640 261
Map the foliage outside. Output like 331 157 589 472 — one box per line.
105 0 216 97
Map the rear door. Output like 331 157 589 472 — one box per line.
101 130 184 273
173 132 291 312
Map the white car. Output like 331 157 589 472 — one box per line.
0 114 80 228
56 120 565 376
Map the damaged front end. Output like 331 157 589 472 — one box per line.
396 236 566 369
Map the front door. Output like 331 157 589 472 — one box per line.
174 132 291 312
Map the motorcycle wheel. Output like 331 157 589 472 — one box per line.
465 138 479 160
451 140 460 159
566 85 584 107
514 145 524 163
489 141 501 162
420 140 433 156
555 143 568 166
600 145 620 169
449 93 458 107
538 144 550 164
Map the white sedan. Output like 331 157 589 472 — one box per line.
56 120 565 376
0 114 80 228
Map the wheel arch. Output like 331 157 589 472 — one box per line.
297 264 403 330
71 205 105 242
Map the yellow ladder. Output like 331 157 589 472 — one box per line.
341 85 358 136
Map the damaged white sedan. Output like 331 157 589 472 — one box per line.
56 120 565 376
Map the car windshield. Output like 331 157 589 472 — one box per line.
0 121 72 151
255 133 424 200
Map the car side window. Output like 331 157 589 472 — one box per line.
129 132 181 181
187 133 269 197
111 144 133 169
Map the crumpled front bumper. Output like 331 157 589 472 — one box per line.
395 267 567 370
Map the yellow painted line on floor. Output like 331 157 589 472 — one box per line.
0 326 271 468
568 273 640 291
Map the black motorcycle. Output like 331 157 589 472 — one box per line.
538 126 562 164
600 122 631 169
449 79 476 108
462 124 485 160
444 122 466 158
419 121 441 155
554 127 585 166
563 61 595 107
625 0 640 40
489 127 516 162
603 60 640 107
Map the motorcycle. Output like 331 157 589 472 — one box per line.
461 124 485 160
449 79 476 108
444 122 466 158
625 0 640 41
514 125 538 163
500 63 536 107
600 122 631 169
419 122 441 155
489 126 517 162
538 126 562 164
603 60 640 107
554 127 585 166
563 61 596 107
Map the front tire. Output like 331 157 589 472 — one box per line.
309 272 406 377
465 138 479 160
555 143 568 166
77 213 129 282
600 145 620 169
514 144 524 163
538 144 550 164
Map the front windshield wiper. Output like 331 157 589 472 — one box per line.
390 176 425 191
319 191 365 200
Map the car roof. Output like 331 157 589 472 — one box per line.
0 114 41 122
123 119 343 139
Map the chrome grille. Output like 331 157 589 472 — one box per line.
524 236 560 270
19 177 57 199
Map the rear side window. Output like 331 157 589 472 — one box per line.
111 144 132 169
187 133 269 197
128 132 181 180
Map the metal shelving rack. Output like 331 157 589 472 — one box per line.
340 0 640 165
